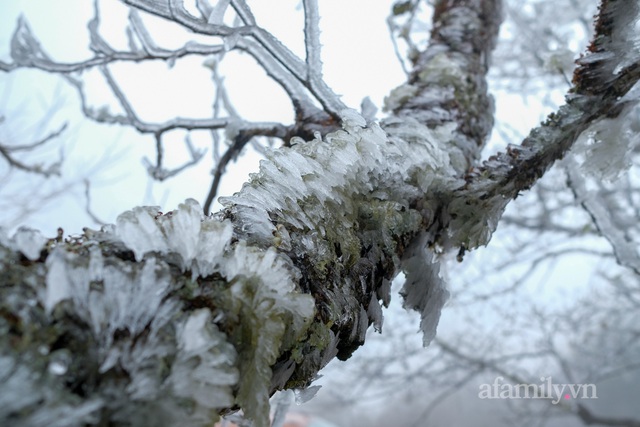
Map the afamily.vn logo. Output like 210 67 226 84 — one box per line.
478 376 598 404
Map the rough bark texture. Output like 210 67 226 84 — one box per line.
1 1 639 426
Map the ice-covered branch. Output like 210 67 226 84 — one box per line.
202 122 291 215
0 121 66 177
122 0 347 119
0 15 225 73
4 1 639 426
434 0 640 252
1 2 340 142
143 134 207 181
387 0 428 75
467 0 640 200
384 0 503 168
0 200 312 427
566 159 640 275
303 0 323 77
0 110 463 426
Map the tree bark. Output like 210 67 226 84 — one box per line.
1 1 639 426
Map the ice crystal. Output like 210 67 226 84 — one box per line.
116 198 232 277
572 103 640 181
12 226 47 260
401 233 449 345
112 198 313 427
222 109 460 348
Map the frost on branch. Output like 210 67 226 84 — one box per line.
115 199 232 278
112 200 314 426
0 198 314 427
9 17 46 67
400 233 448 346
11 226 48 261
0 109 501 426
572 100 640 181
222 109 463 350
574 0 640 95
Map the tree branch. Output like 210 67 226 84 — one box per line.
0 122 66 177
2 1 639 427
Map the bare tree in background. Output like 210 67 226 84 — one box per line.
1 1 640 426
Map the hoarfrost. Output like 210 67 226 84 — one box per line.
0 355 104 426
360 96 378 122
401 233 449 346
40 225 240 425
384 84 419 111
302 0 323 74
10 17 43 66
367 292 384 332
271 390 294 427
572 103 640 181
610 3 640 74
1 95 497 425
222 243 314 427
294 385 321 404
340 107 367 129
577 2 640 76
44 249 73 312
171 309 238 409
566 158 640 273
116 198 232 277
13 226 47 260
416 52 465 84
115 205 165 258
223 109 459 246
45 247 173 341
222 109 460 347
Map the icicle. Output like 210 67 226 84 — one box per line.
400 233 449 346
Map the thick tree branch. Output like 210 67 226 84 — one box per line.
0 2 505 426
2 1 639 427
437 0 640 252
384 0 503 168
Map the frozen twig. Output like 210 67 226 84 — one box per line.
0 122 66 177
142 134 207 181
83 179 107 226
203 122 289 215
303 0 322 77
565 158 640 275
